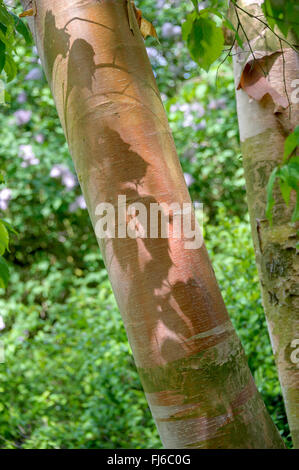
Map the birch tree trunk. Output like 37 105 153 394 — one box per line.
229 0 299 447
22 0 284 448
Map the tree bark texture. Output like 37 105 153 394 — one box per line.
22 0 285 448
229 0 299 447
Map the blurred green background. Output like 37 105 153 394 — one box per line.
0 0 290 448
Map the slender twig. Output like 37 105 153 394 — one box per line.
216 21 240 87
233 4 267 77
223 49 253 56
279 37 291 119
258 14 299 27
231 0 298 53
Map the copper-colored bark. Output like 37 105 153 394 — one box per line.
21 0 284 448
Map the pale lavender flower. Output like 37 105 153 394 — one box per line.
190 103 205 117
21 158 40 168
50 164 78 190
196 120 207 131
19 144 40 167
14 109 32 126
170 103 181 113
179 103 189 113
62 173 77 190
146 47 167 66
172 102 205 118
35 134 45 144
77 195 87 209
171 101 205 130
19 144 35 161
208 98 226 110
17 91 27 104
182 113 194 128
69 195 87 212
50 164 64 178
0 188 12 211
25 67 43 81
156 0 181 8
161 22 181 39
184 173 195 187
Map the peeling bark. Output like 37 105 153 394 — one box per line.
229 0 299 447
21 0 284 448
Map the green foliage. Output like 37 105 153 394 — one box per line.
284 126 299 163
0 268 161 448
266 127 299 224
190 0 198 12
166 61 247 219
182 2 227 71
0 255 9 288
182 0 298 73
0 219 9 255
0 174 10 287
0 0 31 83
182 12 224 71
205 210 292 447
262 0 299 37
180 1 298 233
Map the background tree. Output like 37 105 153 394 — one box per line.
228 0 299 447
182 0 299 447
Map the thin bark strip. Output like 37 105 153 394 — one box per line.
22 0 284 448
229 0 299 447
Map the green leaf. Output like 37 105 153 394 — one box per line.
223 17 244 48
0 220 9 255
9 12 32 45
266 167 279 224
262 0 276 31
0 24 9 47
186 16 224 71
0 255 9 288
0 5 14 28
291 192 299 222
262 0 299 37
279 180 292 205
2 219 18 236
283 126 299 163
3 89 10 104
191 0 198 12
0 38 5 73
204 8 224 20
0 26 15 69
4 52 16 81
280 156 299 189
182 12 196 41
